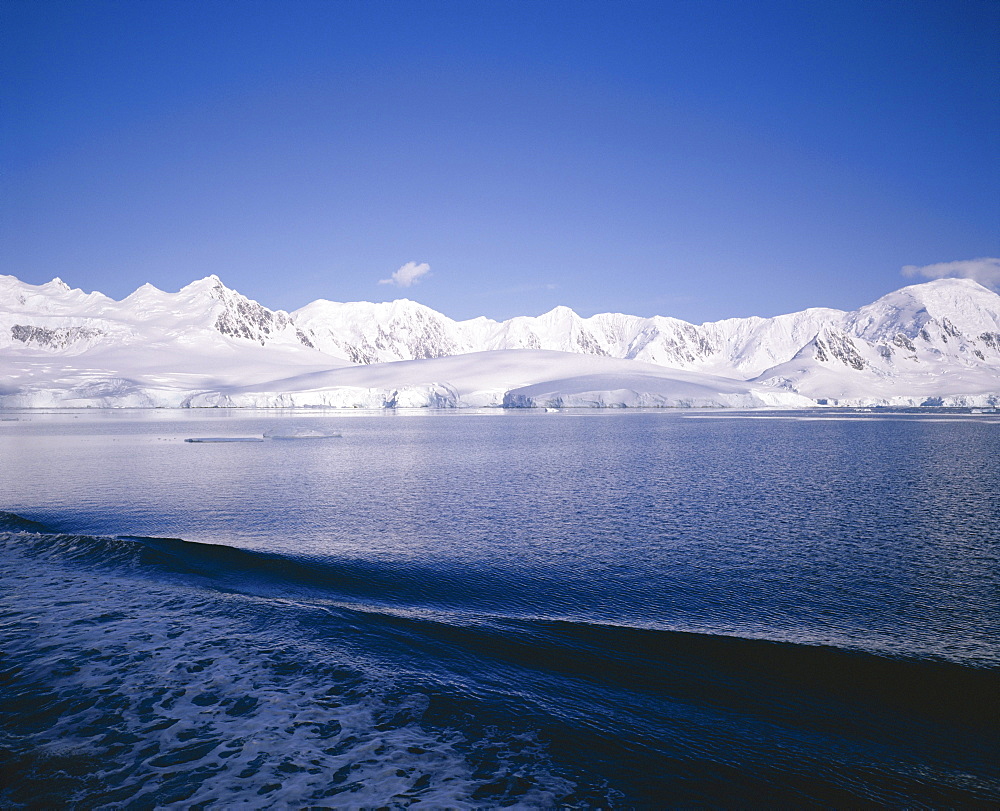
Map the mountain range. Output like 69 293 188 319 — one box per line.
1 273 998 408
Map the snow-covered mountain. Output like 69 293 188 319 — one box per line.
0 274 315 353
1 273 998 407
0 275 345 407
754 280 1000 404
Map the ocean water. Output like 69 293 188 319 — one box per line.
1 408 998 807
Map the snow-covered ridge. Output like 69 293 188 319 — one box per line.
292 278 1000 391
1 274 999 407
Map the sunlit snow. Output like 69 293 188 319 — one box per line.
1 274 998 408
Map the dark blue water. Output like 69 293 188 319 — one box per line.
1 409 998 806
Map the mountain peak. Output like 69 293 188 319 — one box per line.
879 277 999 313
180 275 226 293
896 276 995 298
540 305 579 319
846 277 1000 342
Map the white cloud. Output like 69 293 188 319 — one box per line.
379 261 431 288
901 257 1000 291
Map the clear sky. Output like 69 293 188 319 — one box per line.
3 0 998 322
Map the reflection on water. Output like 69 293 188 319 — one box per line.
1 408 998 805
3 408 997 663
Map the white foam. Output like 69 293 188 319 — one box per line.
0 531 575 807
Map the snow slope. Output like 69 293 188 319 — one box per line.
184 350 812 409
2 274 998 407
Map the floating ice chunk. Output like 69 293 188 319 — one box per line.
262 428 342 439
184 437 264 443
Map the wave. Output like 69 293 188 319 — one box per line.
3 512 996 723
0 512 428 600
0 511 51 532
3 511 999 806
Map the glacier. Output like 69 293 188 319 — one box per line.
1 273 998 408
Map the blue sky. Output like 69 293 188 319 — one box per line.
3 0 997 322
